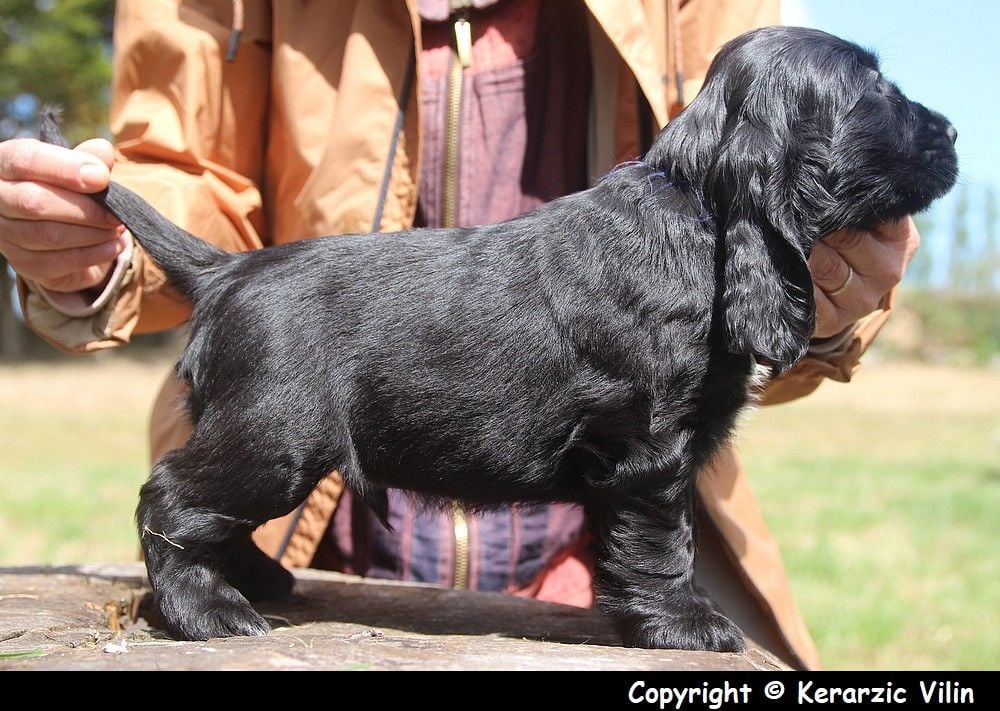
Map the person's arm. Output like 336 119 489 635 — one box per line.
11 0 271 353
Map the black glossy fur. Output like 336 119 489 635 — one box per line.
42 27 957 649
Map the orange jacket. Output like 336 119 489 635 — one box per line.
19 0 897 670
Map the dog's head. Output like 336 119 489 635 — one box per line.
646 26 958 372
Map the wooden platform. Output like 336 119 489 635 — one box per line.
0 563 787 670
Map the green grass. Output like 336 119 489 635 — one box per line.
737 363 1000 669
0 356 997 669
0 356 166 563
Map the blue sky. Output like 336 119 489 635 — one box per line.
784 0 997 276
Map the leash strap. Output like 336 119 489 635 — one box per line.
372 47 417 233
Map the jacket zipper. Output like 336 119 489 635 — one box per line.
452 505 470 590
443 14 471 227
446 13 472 590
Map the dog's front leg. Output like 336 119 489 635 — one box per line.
587 486 746 652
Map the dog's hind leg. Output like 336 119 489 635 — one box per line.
135 426 339 640
136 448 272 639
587 486 746 652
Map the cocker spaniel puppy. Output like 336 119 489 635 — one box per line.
43 26 957 651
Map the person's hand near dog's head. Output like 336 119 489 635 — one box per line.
810 217 920 340
0 137 125 294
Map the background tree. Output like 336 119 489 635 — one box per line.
947 185 971 292
908 212 935 289
980 186 998 294
1 0 115 139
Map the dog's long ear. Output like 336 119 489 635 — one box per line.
716 211 814 374
644 29 822 373
706 122 816 375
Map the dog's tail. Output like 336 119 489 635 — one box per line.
38 108 230 302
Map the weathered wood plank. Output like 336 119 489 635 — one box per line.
0 563 786 670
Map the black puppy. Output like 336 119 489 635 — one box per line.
43 26 957 651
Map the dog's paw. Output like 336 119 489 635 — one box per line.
152 564 273 640
622 608 746 653
159 592 272 640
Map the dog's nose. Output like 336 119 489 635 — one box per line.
945 124 958 145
